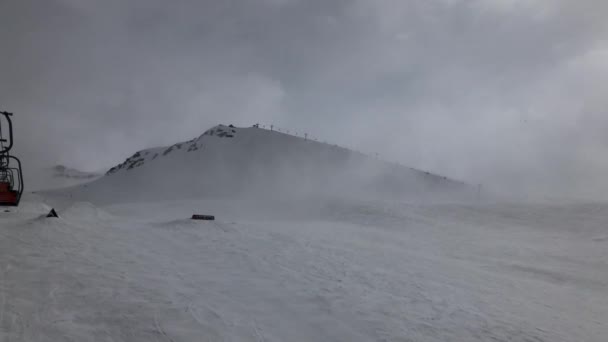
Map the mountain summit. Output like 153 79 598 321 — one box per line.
51 124 473 203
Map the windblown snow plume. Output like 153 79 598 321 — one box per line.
49 125 475 204
27 165 102 192
52 165 100 180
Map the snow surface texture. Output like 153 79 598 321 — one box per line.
48 125 475 204
3 125 605 341
1 195 607 341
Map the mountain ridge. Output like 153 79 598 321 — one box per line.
48 124 475 203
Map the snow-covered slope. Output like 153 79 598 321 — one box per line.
49 125 474 204
2 196 607 341
4 126 607 341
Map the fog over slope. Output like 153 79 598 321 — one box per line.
4 1 608 200
26 165 101 192
48 125 475 204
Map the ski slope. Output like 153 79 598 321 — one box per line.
2 125 606 341
1 195 607 341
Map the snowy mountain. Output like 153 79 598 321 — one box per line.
7 126 607 342
51 124 474 203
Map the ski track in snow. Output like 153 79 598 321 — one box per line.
0 198 607 341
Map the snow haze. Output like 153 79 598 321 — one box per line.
46 124 475 205
2 2 608 340
2 0 608 199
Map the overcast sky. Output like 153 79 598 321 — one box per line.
1 0 607 198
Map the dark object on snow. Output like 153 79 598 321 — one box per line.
192 214 215 221
229 124 235 128
47 208 59 218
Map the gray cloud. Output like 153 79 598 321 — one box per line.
1 0 607 198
